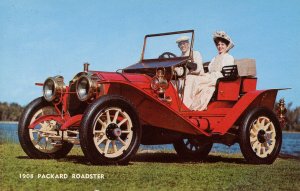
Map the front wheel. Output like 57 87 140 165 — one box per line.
79 95 141 165
173 138 213 160
239 107 282 164
18 97 73 159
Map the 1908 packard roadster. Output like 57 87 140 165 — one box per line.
18 30 287 165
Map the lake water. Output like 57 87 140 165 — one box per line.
1 122 299 157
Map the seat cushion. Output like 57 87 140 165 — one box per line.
235 59 256 77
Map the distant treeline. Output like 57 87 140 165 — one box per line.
0 102 24 121
0 101 299 131
284 102 300 131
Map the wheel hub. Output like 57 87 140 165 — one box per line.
28 106 62 153
257 130 266 143
106 123 121 140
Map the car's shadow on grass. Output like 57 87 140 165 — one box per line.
17 152 246 165
131 152 246 164
16 155 87 164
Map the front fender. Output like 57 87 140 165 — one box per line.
101 81 209 136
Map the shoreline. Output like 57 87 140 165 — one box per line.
0 121 18 124
283 130 300 134
0 121 299 133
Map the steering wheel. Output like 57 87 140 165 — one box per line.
158 52 177 59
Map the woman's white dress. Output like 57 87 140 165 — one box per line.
183 53 234 111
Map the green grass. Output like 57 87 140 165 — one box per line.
1 143 299 191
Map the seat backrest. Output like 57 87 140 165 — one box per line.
235 59 256 77
221 65 238 80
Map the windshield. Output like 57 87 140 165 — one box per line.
142 30 194 60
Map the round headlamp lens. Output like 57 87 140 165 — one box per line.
43 79 55 101
77 77 90 101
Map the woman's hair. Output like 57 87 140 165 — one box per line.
214 37 230 46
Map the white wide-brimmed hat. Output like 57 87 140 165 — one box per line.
176 36 190 43
213 31 234 52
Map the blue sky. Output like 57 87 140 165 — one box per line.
0 0 299 107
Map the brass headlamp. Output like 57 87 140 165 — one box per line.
76 74 98 101
43 76 65 102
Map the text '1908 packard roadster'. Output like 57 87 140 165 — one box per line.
19 30 288 165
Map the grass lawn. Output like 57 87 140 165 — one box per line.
1 143 299 191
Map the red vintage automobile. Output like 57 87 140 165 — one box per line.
18 30 287 165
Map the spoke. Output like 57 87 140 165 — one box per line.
118 137 126 146
94 130 105 133
261 118 266 126
106 110 111 124
263 142 269 149
94 130 105 136
265 130 273 134
252 124 259 132
112 110 120 123
263 122 272 131
258 117 264 125
112 141 118 153
256 143 262 155
104 140 111 154
250 136 258 142
250 129 256 137
121 130 131 134
96 136 107 145
256 119 261 126
97 118 106 127
44 137 48 150
252 141 259 150
118 118 128 127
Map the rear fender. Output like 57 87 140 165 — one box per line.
214 89 279 135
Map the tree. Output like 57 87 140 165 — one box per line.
0 102 24 121
277 102 300 131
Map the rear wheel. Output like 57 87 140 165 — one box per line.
18 97 73 159
80 95 141 165
173 138 212 160
239 107 282 164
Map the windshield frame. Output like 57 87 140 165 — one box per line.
140 30 195 61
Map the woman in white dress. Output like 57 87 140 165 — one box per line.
187 31 235 111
